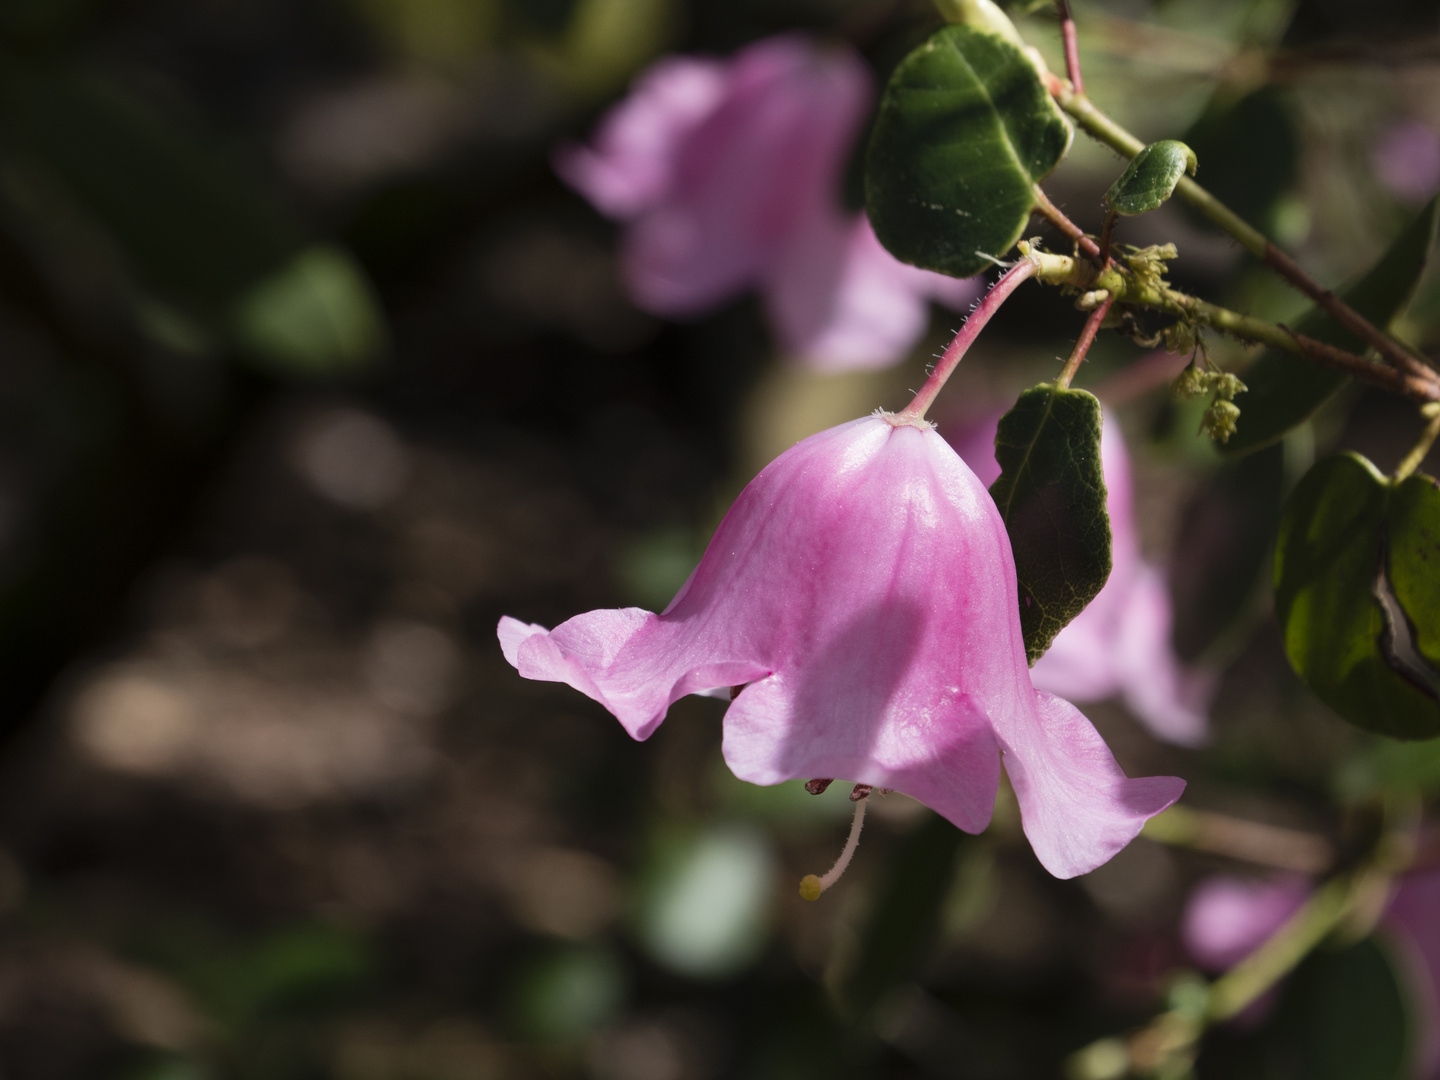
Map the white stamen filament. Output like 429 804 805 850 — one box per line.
799 797 867 901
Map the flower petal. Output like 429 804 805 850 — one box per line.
999 690 1185 878
509 607 770 740
766 215 982 373
553 56 729 219
721 670 1001 835
1182 874 1309 971
1114 565 1215 747
620 36 871 315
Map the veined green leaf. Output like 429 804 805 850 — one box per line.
1274 453 1440 739
989 385 1111 664
865 25 1072 279
1223 195 1439 457
1104 140 1196 217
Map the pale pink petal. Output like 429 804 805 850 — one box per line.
553 57 729 219
766 216 984 372
500 416 1183 879
1182 874 1310 971
1372 120 1440 206
513 606 769 740
621 36 871 314
942 406 1212 746
498 616 549 667
1029 603 1123 702
720 657 1002 835
1385 869 1440 1078
997 690 1183 879
1114 566 1215 746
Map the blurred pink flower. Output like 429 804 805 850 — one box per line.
943 408 1215 746
1387 868 1440 1077
1183 868 1440 1072
1182 874 1310 971
555 35 981 372
499 414 1183 879
1372 120 1440 206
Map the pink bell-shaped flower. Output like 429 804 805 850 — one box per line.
1182 868 1440 1071
944 407 1215 746
499 414 1183 879
554 35 980 372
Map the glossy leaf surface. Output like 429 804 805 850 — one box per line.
1224 196 1438 457
1274 453 1440 738
1104 140 1196 216
865 25 1072 278
989 385 1110 664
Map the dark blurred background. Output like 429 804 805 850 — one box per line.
0 0 1438 1077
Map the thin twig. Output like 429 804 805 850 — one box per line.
1055 0 1084 95
1098 209 1118 265
1143 805 1334 874
1394 403 1440 481
1265 243 1438 388
1056 292 1114 389
1032 185 1101 260
1023 245 1440 405
1042 71 1436 386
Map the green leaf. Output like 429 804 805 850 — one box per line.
1 65 298 312
1387 472 1440 672
0 64 387 376
989 385 1111 664
1104 140 1196 216
865 25 1072 279
1196 937 1415 1080
1182 86 1297 237
1223 195 1439 457
231 246 386 375
1277 938 1413 1080
1274 453 1440 739
839 812 965 1019
1169 441 1285 661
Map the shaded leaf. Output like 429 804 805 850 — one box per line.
1105 140 1196 216
1170 441 1285 661
839 812 964 1019
1274 453 1440 739
1277 938 1413 1080
865 25 1072 278
231 246 386 375
1 64 298 311
1182 86 1297 236
1387 472 1440 671
1223 195 1439 457
1196 936 1414 1079
0 64 386 375
989 385 1111 664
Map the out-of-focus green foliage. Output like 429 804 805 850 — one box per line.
1224 195 1439 456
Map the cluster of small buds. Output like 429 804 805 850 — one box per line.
1174 358 1248 443
1125 243 1179 294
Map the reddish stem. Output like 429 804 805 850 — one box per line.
1056 292 1115 389
1033 186 1101 261
1056 0 1084 95
898 260 1038 422
1098 209 1118 265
